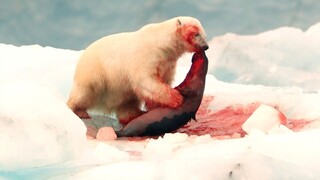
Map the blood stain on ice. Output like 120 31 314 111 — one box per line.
178 96 309 137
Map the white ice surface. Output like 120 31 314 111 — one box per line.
0 82 86 171
242 104 285 135
1 22 320 179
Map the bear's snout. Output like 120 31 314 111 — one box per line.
198 38 209 51
201 44 209 50
198 41 209 51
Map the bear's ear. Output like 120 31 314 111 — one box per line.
176 19 182 26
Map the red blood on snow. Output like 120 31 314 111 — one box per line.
177 96 309 138
108 96 310 141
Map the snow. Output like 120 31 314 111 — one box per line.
209 23 320 91
242 104 287 135
0 82 86 171
1 22 320 179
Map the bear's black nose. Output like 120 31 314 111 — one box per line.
201 45 209 51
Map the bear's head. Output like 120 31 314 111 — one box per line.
176 17 209 53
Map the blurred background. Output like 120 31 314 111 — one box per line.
1 0 319 50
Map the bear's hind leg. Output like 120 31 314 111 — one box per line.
67 83 101 119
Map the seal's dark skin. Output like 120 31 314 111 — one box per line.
116 51 208 137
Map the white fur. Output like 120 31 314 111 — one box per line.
67 16 207 123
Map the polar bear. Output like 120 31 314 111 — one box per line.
67 16 208 124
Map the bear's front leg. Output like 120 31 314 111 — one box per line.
136 78 184 109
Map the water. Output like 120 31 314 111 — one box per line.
1 0 319 50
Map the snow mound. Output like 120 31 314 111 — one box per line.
178 23 320 91
0 44 81 101
242 104 288 135
0 82 86 171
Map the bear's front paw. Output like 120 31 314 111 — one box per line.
166 89 184 108
145 100 162 110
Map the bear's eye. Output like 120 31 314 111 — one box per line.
194 33 200 38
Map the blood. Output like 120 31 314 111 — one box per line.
177 25 199 47
177 96 310 138
278 111 287 124
285 119 309 131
